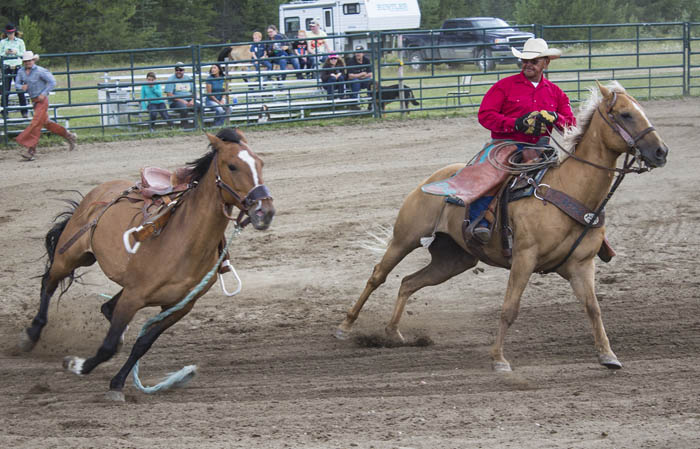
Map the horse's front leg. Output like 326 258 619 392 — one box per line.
566 259 621 369
106 301 197 402
491 252 537 372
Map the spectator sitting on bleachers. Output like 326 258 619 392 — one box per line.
320 54 345 100
164 62 198 122
265 25 301 80
345 45 373 107
250 31 272 78
140 72 170 131
205 64 229 127
293 30 311 79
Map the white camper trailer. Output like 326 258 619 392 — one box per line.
279 0 421 53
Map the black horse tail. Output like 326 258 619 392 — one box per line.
43 198 81 297
217 46 232 61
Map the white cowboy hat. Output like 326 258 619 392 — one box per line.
511 38 561 60
22 50 39 61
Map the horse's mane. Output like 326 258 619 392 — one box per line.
217 46 232 61
186 128 244 182
558 81 626 159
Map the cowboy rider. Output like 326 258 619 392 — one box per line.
471 37 576 243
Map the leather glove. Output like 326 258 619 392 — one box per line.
538 110 558 126
514 111 541 135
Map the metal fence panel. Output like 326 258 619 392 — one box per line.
1 22 698 145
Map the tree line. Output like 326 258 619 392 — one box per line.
1 0 698 55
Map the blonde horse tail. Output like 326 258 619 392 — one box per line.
357 225 393 254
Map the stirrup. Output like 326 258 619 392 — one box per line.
123 226 143 254
218 260 242 297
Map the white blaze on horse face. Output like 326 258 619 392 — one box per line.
630 100 652 127
238 149 260 186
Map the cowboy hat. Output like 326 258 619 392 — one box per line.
22 51 39 61
4 23 17 33
511 38 561 60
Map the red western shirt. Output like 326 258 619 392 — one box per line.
478 72 576 143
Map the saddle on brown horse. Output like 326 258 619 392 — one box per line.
422 140 615 267
58 166 196 255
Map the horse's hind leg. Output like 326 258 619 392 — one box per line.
335 234 418 339
19 273 60 351
385 234 477 342
20 251 94 352
566 259 621 369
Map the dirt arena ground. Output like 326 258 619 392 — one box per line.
1 96 699 448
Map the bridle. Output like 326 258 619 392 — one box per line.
213 146 272 228
554 91 655 175
542 91 656 273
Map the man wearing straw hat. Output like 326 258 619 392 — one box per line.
14 50 77 161
469 38 576 243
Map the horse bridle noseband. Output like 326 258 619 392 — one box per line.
213 148 272 227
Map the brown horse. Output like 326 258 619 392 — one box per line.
19 128 275 400
336 82 669 371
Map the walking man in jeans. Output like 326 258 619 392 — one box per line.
14 51 77 161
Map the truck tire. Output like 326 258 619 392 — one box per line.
475 49 495 71
408 50 426 71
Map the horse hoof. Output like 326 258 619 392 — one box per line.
104 390 125 402
493 361 512 372
63 356 85 375
385 328 405 344
598 354 623 369
17 329 37 352
335 326 353 340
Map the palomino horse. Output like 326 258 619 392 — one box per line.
336 82 668 371
19 128 274 400
218 44 261 78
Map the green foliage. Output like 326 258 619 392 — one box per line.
514 0 627 40
19 15 44 54
1 0 698 56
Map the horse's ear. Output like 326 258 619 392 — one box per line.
206 133 223 150
596 80 611 98
236 128 248 143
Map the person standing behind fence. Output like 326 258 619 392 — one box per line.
205 64 229 127
140 72 170 131
265 25 301 80
164 62 197 125
1 23 28 118
14 51 77 161
307 20 330 78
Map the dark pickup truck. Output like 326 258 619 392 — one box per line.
402 17 534 71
